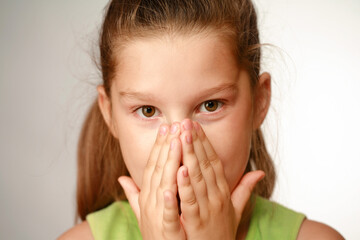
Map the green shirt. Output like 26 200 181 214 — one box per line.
86 196 305 239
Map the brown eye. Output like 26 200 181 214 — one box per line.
199 100 223 113
204 100 218 112
141 106 156 117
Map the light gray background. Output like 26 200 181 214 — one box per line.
0 0 359 239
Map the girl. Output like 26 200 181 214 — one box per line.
60 0 343 239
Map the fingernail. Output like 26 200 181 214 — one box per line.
164 192 171 202
159 125 168 136
186 134 192 144
170 123 178 134
182 119 193 131
182 168 188 177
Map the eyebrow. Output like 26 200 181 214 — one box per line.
119 82 238 102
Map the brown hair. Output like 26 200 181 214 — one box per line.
76 0 275 221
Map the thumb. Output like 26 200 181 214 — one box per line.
118 176 140 221
231 170 265 222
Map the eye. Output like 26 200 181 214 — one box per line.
135 105 160 118
199 100 223 113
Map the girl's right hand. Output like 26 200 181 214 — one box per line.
118 123 186 240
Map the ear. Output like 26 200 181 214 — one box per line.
252 72 271 130
97 85 119 139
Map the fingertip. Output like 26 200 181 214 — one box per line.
118 176 126 187
242 170 266 193
118 176 131 194
159 123 169 136
163 190 174 204
177 165 189 185
118 176 140 194
182 166 189 178
178 165 188 176
163 190 179 215
169 122 181 135
259 170 266 180
181 118 193 131
253 170 266 182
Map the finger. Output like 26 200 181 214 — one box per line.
191 121 218 196
150 122 180 194
177 166 200 225
194 121 228 193
162 190 183 237
159 138 181 196
231 170 265 222
180 126 208 207
118 176 141 221
142 124 169 196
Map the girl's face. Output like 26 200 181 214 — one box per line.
98 33 270 193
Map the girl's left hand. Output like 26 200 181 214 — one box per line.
178 119 265 240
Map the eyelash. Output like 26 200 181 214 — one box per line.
132 99 226 120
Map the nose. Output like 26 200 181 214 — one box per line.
164 119 193 135
163 112 192 128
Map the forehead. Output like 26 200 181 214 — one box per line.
113 32 240 95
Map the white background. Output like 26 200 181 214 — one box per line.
0 0 359 239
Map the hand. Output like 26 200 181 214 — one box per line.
177 119 265 240
118 123 186 240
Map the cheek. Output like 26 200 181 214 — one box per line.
202 115 252 191
117 124 157 188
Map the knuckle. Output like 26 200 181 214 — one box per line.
211 197 225 211
207 152 218 163
200 157 211 170
163 212 177 223
217 181 230 197
223 186 231 199
192 171 204 184
186 196 198 207
159 178 166 189
193 219 202 229
154 163 163 173
145 160 156 171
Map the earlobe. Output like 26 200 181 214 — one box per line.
252 72 271 130
97 85 118 139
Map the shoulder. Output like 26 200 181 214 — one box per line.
247 196 306 239
57 221 94 240
297 219 344 240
